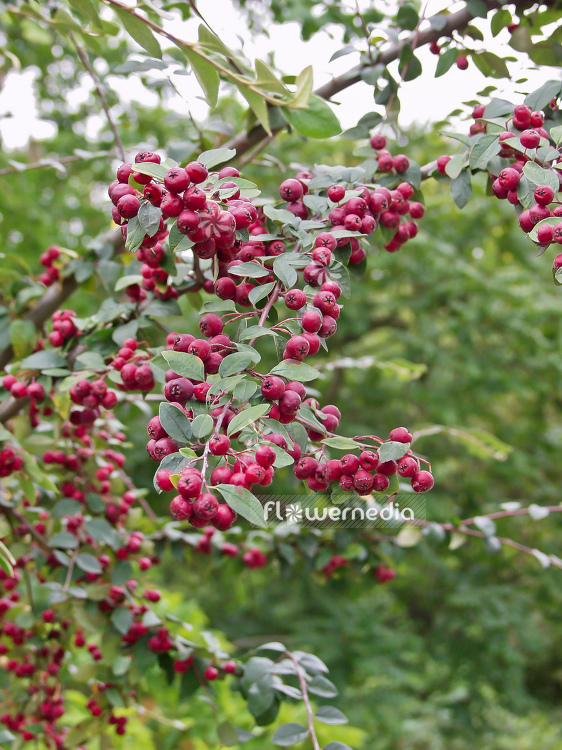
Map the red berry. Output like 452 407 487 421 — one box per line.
411 470 434 492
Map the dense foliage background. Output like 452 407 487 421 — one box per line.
1 1 561 748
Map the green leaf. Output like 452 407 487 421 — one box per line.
113 6 162 58
324 743 352 750
522 162 559 192
131 162 168 180
111 607 133 635
191 414 214 439
183 49 220 108
50 532 79 549
273 255 298 288
229 262 269 279
219 352 254 377
469 134 500 170
76 553 103 575
239 85 271 135
272 723 309 746
328 260 351 298
217 722 239 747
308 675 339 698
227 403 270 436
20 350 66 370
321 437 358 451
466 0 488 17
525 80 562 111
435 48 458 78
284 95 341 139
76 351 105 370
112 658 131 677
444 152 466 180
159 402 193 443
315 706 348 725
124 215 146 253
138 202 162 237
0 541 15 576
215 484 266 527
395 4 419 30
378 440 410 462
450 171 472 208
10 319 35 358
249 283 276 306
197 148 237 168
490 8 512 36
270 361 320 382
161 351 205 381
115 274 143 292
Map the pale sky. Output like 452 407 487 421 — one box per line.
0 0 559 150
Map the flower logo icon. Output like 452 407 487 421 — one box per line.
285 504 303 524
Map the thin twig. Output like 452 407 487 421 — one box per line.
248 281 281 348
284 651 321 750
67 30 126 162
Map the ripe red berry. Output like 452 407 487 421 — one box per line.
212 504 237 531
520 129 540 149
534 185 554 206
285 289 307 310
192 493 219 521
279 179 304 201
369 134 387 150
204 666 219 681
411 470 434 492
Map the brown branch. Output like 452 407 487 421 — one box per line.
0 155 82 177
67 30 126 162
222 0 527 159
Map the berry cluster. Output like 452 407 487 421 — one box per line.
0 446 23 477
294 427 434 494
38 246 61 287
2 374 45 403
367 134 424 252
48 310 80 348
110 338 156 392
438 101 562 271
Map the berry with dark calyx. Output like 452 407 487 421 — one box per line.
193 493 219 521
328 185 345 202
279 179 304 201
209 435 230 456
27 382 45 402
534 185 554 206
340 454 360 474
520 129 540 149
199 313 224 337
261 375 285 400
188 339 211 361
369 134 387 150
164 168 189 194
285 289 307 310
321 280 341 299
313 291 336 315
186 161 208 184
397 456 418 477
411 470 434 492
393 154 409 172
353 470 374 494
294 457 318 479
117 194 140 219
284 335 311 360
255 444 276 467
164 378 194 405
